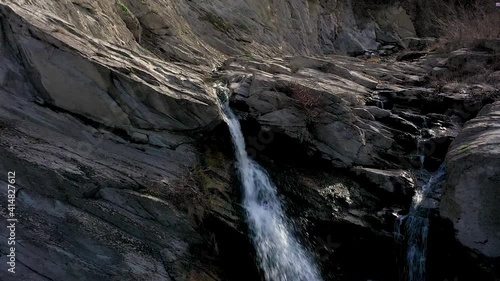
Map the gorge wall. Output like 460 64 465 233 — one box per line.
0 0 499 280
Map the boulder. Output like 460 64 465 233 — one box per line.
441 101 500 257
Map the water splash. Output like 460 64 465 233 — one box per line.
217 84 323 281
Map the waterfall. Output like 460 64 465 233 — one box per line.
217 85 323 281
396 120 446 281
398 167 445 281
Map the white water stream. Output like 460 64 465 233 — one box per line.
217 85 323 281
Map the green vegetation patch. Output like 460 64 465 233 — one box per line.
458 144 471 153
118 1 130 15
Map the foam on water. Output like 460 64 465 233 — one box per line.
217 84 323 281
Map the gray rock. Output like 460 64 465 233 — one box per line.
334 26 379 55
1 0 499 279
0 90 214 281
1 3 220 132
117 2 142 42
446 49 500 74
0 3 225 280
353 167 415 195
131 131 149 143
441 101 500 258
469 38 500 53
396 51 428 61
222 55 454 169
374 5 416 46
365 106 391 119
403 37 437 51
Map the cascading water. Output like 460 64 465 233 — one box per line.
216 84 323 281
396 119 446 281
397 167 446 281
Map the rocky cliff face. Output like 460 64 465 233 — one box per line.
0 1 224 280
5 0 425 61
0 0 499 280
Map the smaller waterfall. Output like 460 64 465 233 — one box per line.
398 167 446 281
216 84 323 281
396 119 446 281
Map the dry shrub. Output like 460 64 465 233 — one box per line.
273 81 322 119
289 84 321 108
435 0 500 46
424 1 500 87
428 45 500 88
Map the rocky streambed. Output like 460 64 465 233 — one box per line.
0 0 499 281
